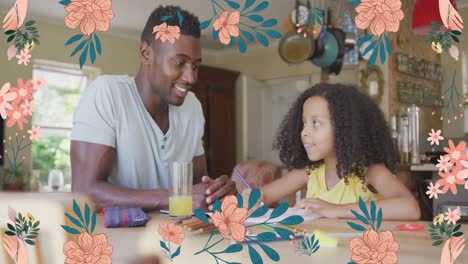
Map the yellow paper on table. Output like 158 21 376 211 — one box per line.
313 229 339 247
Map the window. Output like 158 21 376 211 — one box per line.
32 59 100 185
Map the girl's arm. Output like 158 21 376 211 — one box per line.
356 163 421 220
260 168 308 207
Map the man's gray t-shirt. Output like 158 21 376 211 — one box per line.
71 75 205 190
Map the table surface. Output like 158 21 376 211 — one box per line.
96 212 468 264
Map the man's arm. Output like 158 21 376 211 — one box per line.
71 140 169 211
192 155 208 184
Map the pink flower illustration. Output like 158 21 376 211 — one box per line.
16 50 31 66
444 140 467 164
10 79 34 106
20 99 34 116
437 164 465 195
427 129 444 145
7 45 18 60
2 0 28 31
213 11 241 45
211 195 248 242
158 222 185 245
355 0 404 36
152 22 180 44
437 155 453 173
63 232 112 264
64 0 115 36
32 77 46 90
0 82 18 119
27 126 41 140
349 229 399 264
426 182 443 199
444 206 461 225
6 106 28 130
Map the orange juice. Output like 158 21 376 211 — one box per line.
169 196 192 218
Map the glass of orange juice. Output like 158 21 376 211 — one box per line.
169 161 193 220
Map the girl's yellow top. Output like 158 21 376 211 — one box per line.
305 163 382 204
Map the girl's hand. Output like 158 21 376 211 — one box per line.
295 198 341 218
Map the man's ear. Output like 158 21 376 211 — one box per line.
140 41 153 65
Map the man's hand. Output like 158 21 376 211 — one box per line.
202 175 238 210
192 183 210 212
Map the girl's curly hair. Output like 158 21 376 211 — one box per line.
274 83 396 183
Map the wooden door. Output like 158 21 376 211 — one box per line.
192 66 239 178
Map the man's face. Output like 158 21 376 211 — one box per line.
145 35 202 106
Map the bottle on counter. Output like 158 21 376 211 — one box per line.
390 113 400 160
409 104 420 164
399 107 410 164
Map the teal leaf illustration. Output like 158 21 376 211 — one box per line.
160 241 169 252
453 232 464 237
347 222 367 232
224 0 240 9
451 30 462 35
376 208 382 231
256 232 277 242
194 209 210 225
236 193 244 208
351 210 369 226
251 1 269 13
349 0 361 7
273 227 294 240
263 30 281 39
215 244 243 254
452 224 462 233
161 15 173 22
5 231 15 236
248 188 261 210
25 239 35 246
348 262 357 264
357 34 373 46
249 205 269 218
61 225 81 235
65 34 84 46
432 240 443 246
269 202 288 220
177 10 184 26
229 37 235 47
70 39 88 57
260 19 277 27
5 30 16 35
94 34 102 55
279 215 304 225
200 19 212 30
91 212 96 233
79 44 89 69
255 32 269 47
379 40 386 64
243 0 256 11
247 15 264 22
58 0 71 5
451 34 459 42
65 213 84 229
171 246 181 259
212 29 219 41
259 243 280 261
25 20 35 26
361 39 377 56
213 199 222 212
32 37 40 45
248 244 263 264
369 47 378 69
7 223 16 232
241 30 254 42
84 203 91 228
370 200 376 224
90 40 96 64
7 34 15 42
384 33 391 55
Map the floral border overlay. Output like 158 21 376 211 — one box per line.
158 222 184 261
3 0 40 66
352 0 404 68
431 70 467 124
346 197 399 264
425 129 467 263
152 10 184 44
192 189 310 263
59 0 115 69
0 79 43 186
61 200 113 263
3 206 41 264
199 0 282 53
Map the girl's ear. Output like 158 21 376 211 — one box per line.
140 41 153 65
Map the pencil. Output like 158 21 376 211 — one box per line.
187 222 212 231
198 225 218 233
182 219 205 228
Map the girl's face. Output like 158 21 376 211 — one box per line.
300 96 335 162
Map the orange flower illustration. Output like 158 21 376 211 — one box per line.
437 164 465 195
63 232 112 264
443 140 467 164
211 195 248 242
152 22 180 44
355 0 404 36
349 229 399 264
213 11 241 45
158 222 185 245
64 0 115 36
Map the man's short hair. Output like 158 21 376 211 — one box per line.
141 5 201 44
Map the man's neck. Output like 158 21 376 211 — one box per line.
135 69 169 120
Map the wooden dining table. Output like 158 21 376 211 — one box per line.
96 212 468 264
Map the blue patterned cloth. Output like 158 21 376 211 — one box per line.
104 207 150 228
341 11 359 65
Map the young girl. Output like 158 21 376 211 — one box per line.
258 83 420 220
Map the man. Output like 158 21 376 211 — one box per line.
70 5 237 211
